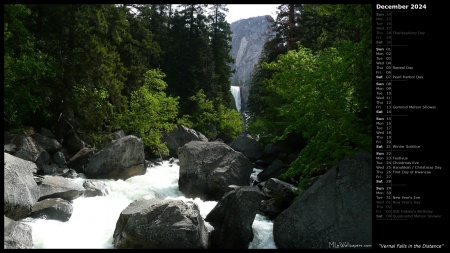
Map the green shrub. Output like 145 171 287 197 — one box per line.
254 45 371 189
123 69 179 156
187 89 243 141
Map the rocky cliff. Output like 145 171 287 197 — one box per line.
229 15 274 88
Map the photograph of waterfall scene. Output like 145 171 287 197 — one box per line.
4 4 372 249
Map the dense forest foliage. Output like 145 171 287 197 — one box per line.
4 4 372 189
247 4 372 188
4 4 242 155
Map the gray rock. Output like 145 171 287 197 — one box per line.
32 133 62 154
4 153 40 220
205 186 264 249
29 198 73 222
40 127 55 138
38 176 85 201
273 151 372 249
229 134 263 162
177 141 254 201
4 216 33 249
256 159 289 182
258 178 300 219
113 198 209 249
4 143 16 153
260 178 299 199
53 151 67 168
41 163 64 175
162 125 208 158
84 135 145 180
60 169 79 179
66 147 96 173
6 134 50 170
83 180 109 197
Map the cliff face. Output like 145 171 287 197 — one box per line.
229 15 274 88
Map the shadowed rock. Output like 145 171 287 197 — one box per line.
113 198 209 249
5 133 50 171
256 159 289 182
53 151 67 168
205 186 264 248
32 133 62 154
229 134 263 162
273 151 372 249
258 178 300 219
177 141 253 201
66 147 96 173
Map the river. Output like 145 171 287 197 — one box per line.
22 160 276 249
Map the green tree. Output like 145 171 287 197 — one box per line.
275 4 303 51
248 4 372 189
4 4 56 129
162 4 215 114
123 69 179 156
19 4 131 146
119 4 163 96
188 89 243 142
207 4 234 106
261 45 371 188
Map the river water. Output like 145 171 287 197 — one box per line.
22 160 276 249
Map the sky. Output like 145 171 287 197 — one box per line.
225 4 279 24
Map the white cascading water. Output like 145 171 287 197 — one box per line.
230 86 242 112
21 161 276 249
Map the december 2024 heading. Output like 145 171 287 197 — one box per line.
376 4 427 10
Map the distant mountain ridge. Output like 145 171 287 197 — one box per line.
229 15 274 88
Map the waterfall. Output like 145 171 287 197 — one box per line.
230 86 242 112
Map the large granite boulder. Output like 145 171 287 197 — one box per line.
162 125 208 158
113 198 209 249
273 151 372 249
4 153 40 220
66 147 96 173
258 178 300 219
177 141 254 201
205 186 264 248
4 133 50 170
38 176 85 201
84 135 145 180
4 216 33 249
256 159 289 182
28 198 73 222
229 134 263 162
31 133 62 154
